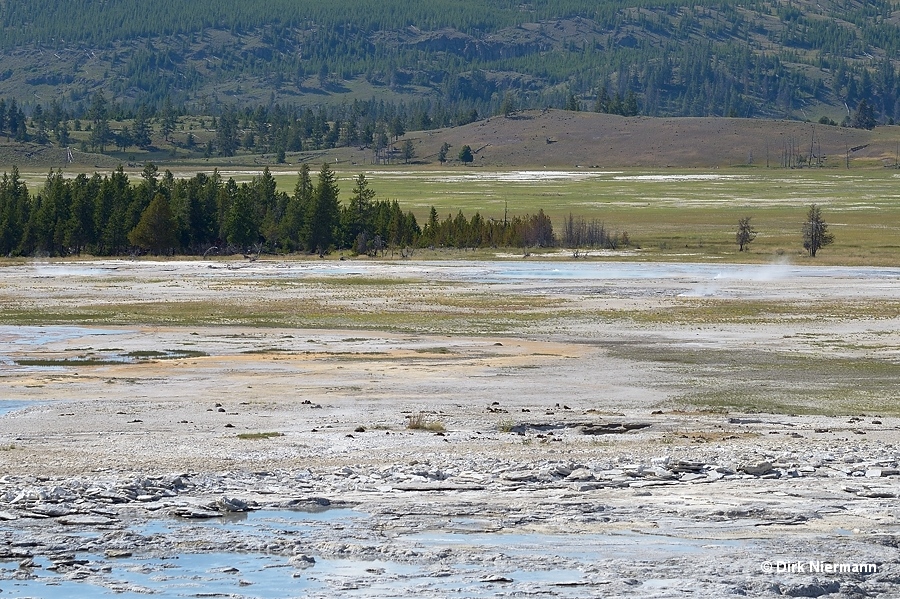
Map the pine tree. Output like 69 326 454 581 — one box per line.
88 91 110 153
736 216 757 251
128 193 178 254
306 163 340 255
216 111 239 157
802 204 834 257
0 167 29 255
401 140 415 163
223 186 259 250
852 99 876 129
458 145 473 165
132 106 152 149
283 164 311 250
594 87 611 113
344 173 375 250
161 97 177 142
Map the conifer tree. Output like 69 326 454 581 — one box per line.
306 163 340 255
128 193 178 254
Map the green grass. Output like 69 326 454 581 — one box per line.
125 349 209 359
0 294 561 335
15 358 125 367
603 342 900 416
589 299 900 326
124 350 168 358
236 432 285 440
273 167 900 265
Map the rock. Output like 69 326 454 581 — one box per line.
501 470 537 482
565 468 595 482
739 461 773 476
572 483 603 492
780 580 840 597
643 466 676 479
105 549 132 558
18 557 36 569
394 483 485 491
480 575 513 583
856 488 896 498
170 507 222 519
58 514 118 526
670 460 705 473
66 568 91 580
218 496 249 512
548 463 574 477
289 554 316 568
50 555 89 567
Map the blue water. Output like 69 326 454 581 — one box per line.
0 506 756 598
0 400 37 417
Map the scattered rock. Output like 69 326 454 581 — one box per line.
581 422 651 435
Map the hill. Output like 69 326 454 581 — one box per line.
403 110 894 168
1 0 900 126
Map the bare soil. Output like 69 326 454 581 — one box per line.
1 257 899 597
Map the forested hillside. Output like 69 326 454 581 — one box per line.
1 1 900 131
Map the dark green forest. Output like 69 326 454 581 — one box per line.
0 165 569 257
1 0 900 128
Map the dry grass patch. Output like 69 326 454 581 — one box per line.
406 412 446 432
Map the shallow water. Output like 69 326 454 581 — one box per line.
135 507 368 536
205 259 900 287
16 259 900 290
0 325 127 346
0 400 38 417
0 507 758 598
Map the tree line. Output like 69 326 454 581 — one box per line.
0 164 422 257
0 165 591 258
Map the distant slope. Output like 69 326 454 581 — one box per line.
2 110 896 170
1 0 900 123
404 110 893 168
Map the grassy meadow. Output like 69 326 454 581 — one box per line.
340 168 900 260
11 164 900 265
